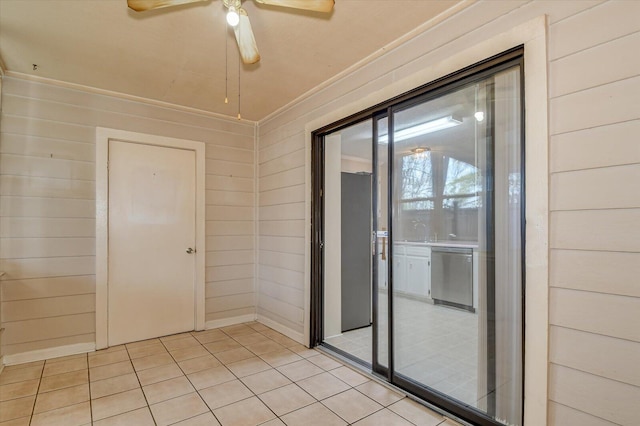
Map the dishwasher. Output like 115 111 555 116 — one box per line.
431 246 474 312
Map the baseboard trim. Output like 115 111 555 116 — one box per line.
257 315 304 345
205 314 257 330
3 343 96 366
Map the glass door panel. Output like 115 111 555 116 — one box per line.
322 119 374 364
390 66 523 425
373 115 389 371
313 53 524 426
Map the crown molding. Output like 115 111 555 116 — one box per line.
4 70 258 126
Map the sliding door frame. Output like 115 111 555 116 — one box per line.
310 47 525 426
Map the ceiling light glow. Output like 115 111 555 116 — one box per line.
227 7 240 26
378 115 462 144
474 111 485 122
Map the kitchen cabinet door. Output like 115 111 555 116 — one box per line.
406 256 430 297
393 254 407 292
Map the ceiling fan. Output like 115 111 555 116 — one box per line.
127 0 335 64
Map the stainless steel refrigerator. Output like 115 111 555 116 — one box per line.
341 172 372 332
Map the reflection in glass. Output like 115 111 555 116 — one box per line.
391 66 523 425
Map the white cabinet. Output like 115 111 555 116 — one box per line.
406 256 430 297
392 245 407 293
393 244 431 299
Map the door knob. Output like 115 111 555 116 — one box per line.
186 248 196 254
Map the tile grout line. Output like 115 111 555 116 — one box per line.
166 332 223 425
2 322 440 426
26 358 46 425
86 352 94 426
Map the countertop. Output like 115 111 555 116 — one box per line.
396 241 479 249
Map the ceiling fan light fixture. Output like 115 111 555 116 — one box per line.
226 7 240 26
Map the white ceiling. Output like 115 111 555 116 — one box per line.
0 0 462 122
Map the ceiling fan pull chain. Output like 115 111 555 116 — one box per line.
238 50 242 120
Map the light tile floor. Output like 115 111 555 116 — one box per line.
0 322 460 426
325 294 483 409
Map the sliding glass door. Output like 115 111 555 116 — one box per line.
389 64 523 426
312 49 524 426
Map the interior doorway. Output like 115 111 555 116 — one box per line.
95 128 206 349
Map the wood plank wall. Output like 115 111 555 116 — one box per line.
547 2 640 425
0 77 256 356
257 1 639 424
256 130 306 335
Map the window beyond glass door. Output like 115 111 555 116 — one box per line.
390 66 523 426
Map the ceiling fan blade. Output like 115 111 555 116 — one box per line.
127 0 207 12
233 9 261 64
254 0 334 13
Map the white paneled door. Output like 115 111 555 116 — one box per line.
108 140 196 346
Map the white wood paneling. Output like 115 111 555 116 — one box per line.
5 334 96 359
259 220 305 237
1 237 96 259
549 76 640 136
551 209 640 252
0 276 94 302
546 2 640 423
0 175 94 199
0 218 95 238
259 185 305 206
0 133 95 162
205 264 253 282
0 257 95 280
206 159 254 178
548 402 619 426
548 0 640 60
259 167 305 192
259 251 304 273
549 364 640 425
550 120 640 172
259 203 305 221
0 115 95 143
0 197 95 218
205 279 253 297
259 137 305 164
2 294 95 322
0 76 256 357
205 190 253 206
551 249 640 298
258 149 305 178
206 206 254 221
205 175 253 193
258 265 304 290
205 250 254 267
205 293 255 315
549 32 640 98
550 288 640 343
550 164 640 211
2 312 95 346
550 326 640 387
260 279 304 308
206 236 254 252
259 236 304 255
206 221 253 236
0 154 94 181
